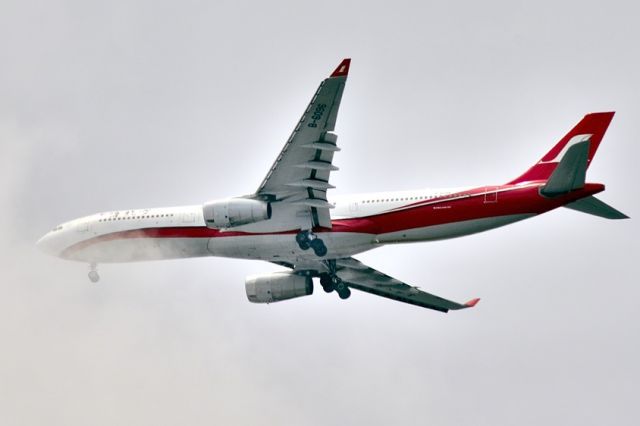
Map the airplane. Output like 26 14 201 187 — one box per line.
37 58 628 313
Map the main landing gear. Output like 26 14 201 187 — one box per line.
295 230 328 257
319 260 351 300
88 263 100 283
320 273 351 299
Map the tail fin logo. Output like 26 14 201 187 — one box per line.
539 134 592 164
508 112 614 185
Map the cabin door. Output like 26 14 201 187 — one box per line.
483 186 498 203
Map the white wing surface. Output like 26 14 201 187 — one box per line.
255 59 350 229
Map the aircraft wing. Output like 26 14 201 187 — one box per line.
254 59 350 229
334 257 480 313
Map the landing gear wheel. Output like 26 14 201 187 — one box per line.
88 263 100 283
322 284 334 293
310 239 328 257
296 231 311 250
337 286 351 300
320 274 335 293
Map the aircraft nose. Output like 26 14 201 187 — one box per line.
36 231 61 257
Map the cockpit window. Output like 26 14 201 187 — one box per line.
51 225 63 232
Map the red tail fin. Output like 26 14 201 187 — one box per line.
509 112 615 184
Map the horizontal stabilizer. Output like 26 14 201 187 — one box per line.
564 196 629 219
541 140 590 196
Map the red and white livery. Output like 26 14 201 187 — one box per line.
37 59 628 312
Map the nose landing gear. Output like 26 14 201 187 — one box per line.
295 230 327 257
88 264 100 283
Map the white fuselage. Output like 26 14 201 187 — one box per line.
37 185 546 267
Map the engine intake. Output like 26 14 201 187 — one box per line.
203 198 271 229
245 272 313 303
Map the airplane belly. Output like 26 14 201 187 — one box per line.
65 237 211 263
206 232 377 262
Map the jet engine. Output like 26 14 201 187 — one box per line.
203 198 271 229
245 272 313 303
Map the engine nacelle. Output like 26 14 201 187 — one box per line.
203 198 271 229
245 272 313 304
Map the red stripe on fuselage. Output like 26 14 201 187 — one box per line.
62 183 605 258
61 227 299 258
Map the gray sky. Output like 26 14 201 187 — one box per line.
1 1 639 425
